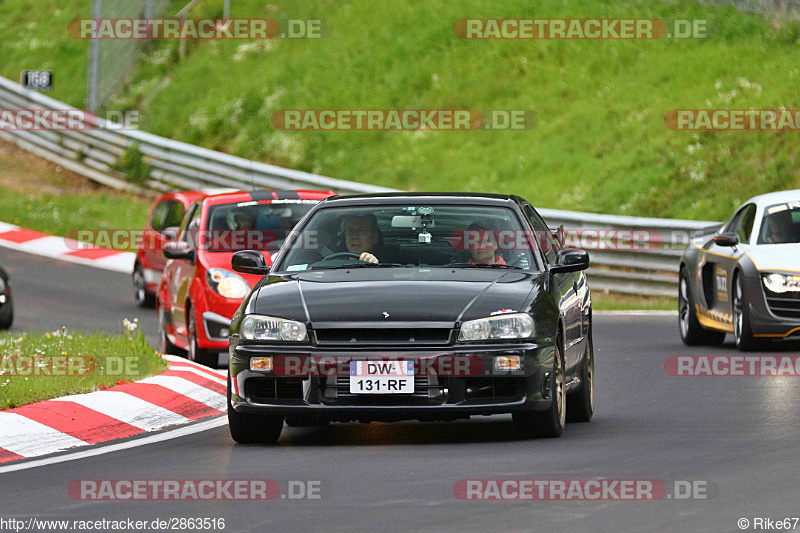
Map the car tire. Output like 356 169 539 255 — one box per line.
133 263 155 308
0 301 13 330
158 304 183 356
566 324 594 423
284 415 330 427
188 305 218 367
513 337 565 439
733 273 764 352
678 268 726 346
227 372 284 444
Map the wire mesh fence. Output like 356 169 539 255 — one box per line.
86 0 171 111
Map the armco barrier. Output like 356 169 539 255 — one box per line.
0 75 720 297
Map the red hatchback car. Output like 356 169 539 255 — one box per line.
157 189 335 366
133 191 205 307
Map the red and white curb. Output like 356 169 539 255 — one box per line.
0 355 226 464
0 221 134 273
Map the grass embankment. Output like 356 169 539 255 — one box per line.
0 322 167 409
114 0 800 221
3 1 799 221
0 140 152 236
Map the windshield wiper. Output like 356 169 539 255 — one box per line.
439 262 523 269
314 262 409 270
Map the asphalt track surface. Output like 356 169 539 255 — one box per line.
2 247 800 532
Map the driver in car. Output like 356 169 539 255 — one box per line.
344 214 381 263
764 210 798 244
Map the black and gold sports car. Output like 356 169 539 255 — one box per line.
225 193 593 443
679 189 800 350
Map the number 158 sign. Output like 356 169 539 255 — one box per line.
21 70 53 91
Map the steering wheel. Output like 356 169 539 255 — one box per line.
322 252 362 261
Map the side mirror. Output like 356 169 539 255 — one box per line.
163 240 195 261
713 232 739 247
550 249 590 274
232 250 269 275
161 226 179 241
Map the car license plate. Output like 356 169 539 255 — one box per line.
349 360 414 394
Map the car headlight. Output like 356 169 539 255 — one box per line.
241 315 308 342
0 277 6 293
207 268 250 299
763 273 800 293
458 313 534 341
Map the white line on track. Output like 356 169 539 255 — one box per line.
0 417 228 474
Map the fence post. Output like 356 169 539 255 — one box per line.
86 0 102 111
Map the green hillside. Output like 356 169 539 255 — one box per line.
3 0 800 220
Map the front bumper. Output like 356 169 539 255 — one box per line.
746 276 800 339
229 343 556 422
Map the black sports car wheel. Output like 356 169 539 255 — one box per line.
228 372 283 444
567 324 594 423
513 337 565 439
679 269 725 346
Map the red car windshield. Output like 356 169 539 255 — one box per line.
204 201 318 252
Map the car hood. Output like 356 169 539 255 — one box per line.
749 244 800 273
249 268 542 325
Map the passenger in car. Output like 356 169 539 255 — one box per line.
465 221 506 265
764 211 799 244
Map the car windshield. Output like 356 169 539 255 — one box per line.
275 204 539 271
204 200 319 252
757 202 800 245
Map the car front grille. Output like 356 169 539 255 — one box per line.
246 377 304 403
764 289 800 320
313 328 452 346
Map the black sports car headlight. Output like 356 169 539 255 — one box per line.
241 315 308 342
458 313 534 342
762 273 800 294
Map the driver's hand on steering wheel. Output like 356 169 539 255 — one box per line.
360 252 379 264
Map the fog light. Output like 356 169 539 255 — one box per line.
495 356 521 371
220 328 229 338
250 357 272 372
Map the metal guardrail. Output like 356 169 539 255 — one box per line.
0 75 720 297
